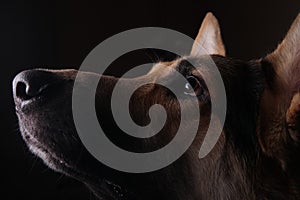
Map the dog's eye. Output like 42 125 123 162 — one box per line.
184 76 203 97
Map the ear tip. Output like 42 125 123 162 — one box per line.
205 12 215 18
204 12 219 24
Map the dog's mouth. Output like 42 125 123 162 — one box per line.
22 128 77 172
21 127 136 199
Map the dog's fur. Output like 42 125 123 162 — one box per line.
13 13 300 199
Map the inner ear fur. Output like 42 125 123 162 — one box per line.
286 93 300 141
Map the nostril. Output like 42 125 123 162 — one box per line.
13 69 66 104
15 81 29 100
13 70 54 101
15 80 49 100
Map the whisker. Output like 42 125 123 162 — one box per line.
56 174 65 183
28 157 38 175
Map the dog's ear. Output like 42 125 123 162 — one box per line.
265 13 300 138
190 12 226 56
266 13 300 86
259 14 300 162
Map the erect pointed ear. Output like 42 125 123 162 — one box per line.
266 13 300 85
264 13 300 138
259 14 300 163
190 12 226 56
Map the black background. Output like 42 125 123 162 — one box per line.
1 0 300 199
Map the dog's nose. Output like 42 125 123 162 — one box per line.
13 69 57 101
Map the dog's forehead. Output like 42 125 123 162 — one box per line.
148 60 177 74
148 55 218 75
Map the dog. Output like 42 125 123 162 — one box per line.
12 12 300 199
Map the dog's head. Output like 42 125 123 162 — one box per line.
13 13 300 199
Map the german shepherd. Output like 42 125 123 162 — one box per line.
12 12 300 199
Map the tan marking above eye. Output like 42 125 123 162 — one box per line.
147 59 180 75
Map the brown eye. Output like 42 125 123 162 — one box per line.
184 76 203 97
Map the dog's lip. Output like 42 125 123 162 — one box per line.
22 129 96 181
27 137 101 183
26 136 83 175
23 131 70 167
